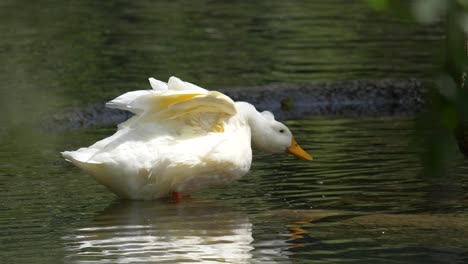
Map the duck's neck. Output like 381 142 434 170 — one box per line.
236 102 270 150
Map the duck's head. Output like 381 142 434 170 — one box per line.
252 111 313 161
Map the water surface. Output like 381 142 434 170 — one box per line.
0 0 442 129
1 118 467 263
0 1 462 263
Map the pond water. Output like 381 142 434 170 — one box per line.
1 0 464 263
0 0 442 129
1 118 468 263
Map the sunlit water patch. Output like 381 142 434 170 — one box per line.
1 118 468 263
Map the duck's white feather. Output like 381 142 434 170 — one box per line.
62 77 252 199
168 76 207 93
105 90 157 114
148 77 168 91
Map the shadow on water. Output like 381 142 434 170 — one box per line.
271 209 468 263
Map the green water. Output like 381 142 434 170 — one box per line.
1 118 468 263
0 0 441 129
1 0 465 263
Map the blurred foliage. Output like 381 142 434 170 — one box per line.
365 0 414 19
366 0 468 175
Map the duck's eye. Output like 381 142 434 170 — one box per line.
279 129 285 133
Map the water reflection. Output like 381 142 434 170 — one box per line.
2 117 467 263
64 200 255 263
0 0 441 134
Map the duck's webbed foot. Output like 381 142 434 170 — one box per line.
171 191 184 203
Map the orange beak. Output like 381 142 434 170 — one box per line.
286 137 313 161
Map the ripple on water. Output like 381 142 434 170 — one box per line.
1 117 468 263
239 118 440 214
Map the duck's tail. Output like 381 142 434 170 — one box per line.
61 149 105 180
62 148 101 164
62 150 131 197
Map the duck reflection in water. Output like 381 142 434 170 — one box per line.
64 200 257 263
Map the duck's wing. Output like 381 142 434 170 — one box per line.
105 90 157 114
106 76 217 113
155 90 236 120
106 76 237 132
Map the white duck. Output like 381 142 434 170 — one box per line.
62 77 312 200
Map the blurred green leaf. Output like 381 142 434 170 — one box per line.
457 0 468 9
366 0 468 174
440 106 459 130
365 0 414 20
412 0 447 24
365 0 390 11
435 73 458 101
